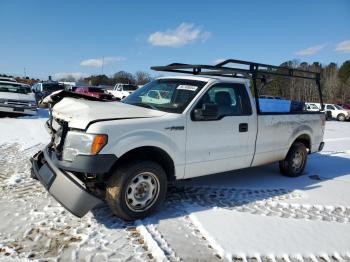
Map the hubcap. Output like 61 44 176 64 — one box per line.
125 172 160 212
292 150 304 172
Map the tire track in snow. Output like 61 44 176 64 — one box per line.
230 253 350 262
141 221 182 262
0 145 151 262
167 186 350 224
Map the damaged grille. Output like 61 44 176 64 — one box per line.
48 117 68 156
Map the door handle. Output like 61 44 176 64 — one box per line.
239 123 248 132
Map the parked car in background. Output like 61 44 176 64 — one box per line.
75 86 115 100
0 76 16 83
32 81 64 104
337 103 350 110
0 80 37 115
108 83 138 100
98 85 114 91
305 102 321 112
325 103 350 121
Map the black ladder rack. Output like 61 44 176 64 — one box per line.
151 59 324 112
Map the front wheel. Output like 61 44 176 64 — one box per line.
106 161 167 221
279 142 307 177
337 113 346 121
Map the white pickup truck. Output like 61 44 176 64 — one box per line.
31 59 325 221
0 79 37 115
108 83 139 100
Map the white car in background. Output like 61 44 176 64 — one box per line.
324 103 350 121
305 102 321 112
108 83 138 100
0 79 37 115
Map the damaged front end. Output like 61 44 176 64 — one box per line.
31 92 118 217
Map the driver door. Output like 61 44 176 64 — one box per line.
184 82 256 178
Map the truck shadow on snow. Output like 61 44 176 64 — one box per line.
91 152 350 227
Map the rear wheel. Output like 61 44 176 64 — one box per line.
106 160 167 221
337 113 346 121
279 142 307 177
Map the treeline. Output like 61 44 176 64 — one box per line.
61 71 155 86
10 59 349 104
260 60 350 104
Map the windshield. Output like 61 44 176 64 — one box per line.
43 83 63 92
123 84 138 91
335 105 344 110
0 82 30 94
123 79 207 113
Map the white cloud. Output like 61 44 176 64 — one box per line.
80 56 125 67
335 40 350 53
148 23 211 48
294 44 326 56
54 72 88 80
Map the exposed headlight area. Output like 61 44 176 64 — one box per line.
62 131 108 162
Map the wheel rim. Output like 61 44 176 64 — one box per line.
125 172 160 212
339 115 345 121
291 149 305 173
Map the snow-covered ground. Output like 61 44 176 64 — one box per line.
1 113 350 262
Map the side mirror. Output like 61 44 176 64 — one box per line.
192 103 219 121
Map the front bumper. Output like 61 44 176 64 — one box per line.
0 105 37 115
31 146 103 217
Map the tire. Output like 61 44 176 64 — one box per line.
279 142 307 177
337 113 346 121
106 160 167 221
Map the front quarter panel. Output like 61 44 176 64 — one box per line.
86 114 186 179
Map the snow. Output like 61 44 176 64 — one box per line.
191 208 350 260
1 113 350 261
0 109 50 150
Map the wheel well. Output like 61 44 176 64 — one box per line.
293 134 311 152
113 146 176 181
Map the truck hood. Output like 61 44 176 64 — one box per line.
0 91 36 102
52 97 167 129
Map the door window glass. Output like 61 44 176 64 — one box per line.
195 83 252 118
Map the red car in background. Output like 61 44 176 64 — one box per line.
338 103 350 110
75 86 116 100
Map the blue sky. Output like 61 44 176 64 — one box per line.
0 0 349 80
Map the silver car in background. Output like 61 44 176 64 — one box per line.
0 78 37 115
